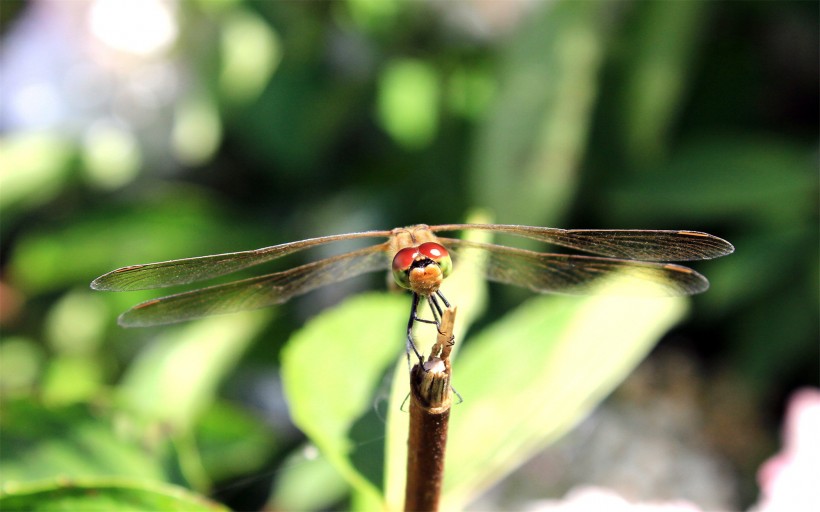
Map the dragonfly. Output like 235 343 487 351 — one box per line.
91 224 734 362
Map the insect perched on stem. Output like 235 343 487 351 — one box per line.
91 223 734 362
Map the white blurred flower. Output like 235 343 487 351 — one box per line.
527 486 704 512
753 388 820 512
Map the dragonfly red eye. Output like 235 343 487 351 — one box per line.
392 247 419 272
418 242 452 278
391 247 419 289
418 242 448 261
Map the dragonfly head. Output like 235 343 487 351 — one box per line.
391 242 453 296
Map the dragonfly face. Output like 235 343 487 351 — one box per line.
391 242 453 296
91 223 734 361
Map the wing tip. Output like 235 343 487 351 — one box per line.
676 231 735 259
660 263 710 295
708 237 735 259
117 314 136 328
90 275 116 291
117 298 176 328
117 310 161 328
91 265 154 292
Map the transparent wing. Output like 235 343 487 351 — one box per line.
430 224 734 261
91 229 393 291
442 238 710 296
118 244 391 327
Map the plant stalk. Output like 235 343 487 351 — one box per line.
404 306 456 512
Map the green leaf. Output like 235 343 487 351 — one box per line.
280 292 409 508
0 479 228 512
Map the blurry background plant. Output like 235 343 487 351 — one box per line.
0 0 817 510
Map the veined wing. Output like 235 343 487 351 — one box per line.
118 244 391 327
442 238 710 296
91 229 393 291
431 224 734 262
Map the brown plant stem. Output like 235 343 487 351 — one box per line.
404 306 457 512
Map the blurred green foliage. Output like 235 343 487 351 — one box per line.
0 476 231 512
1 0 817 510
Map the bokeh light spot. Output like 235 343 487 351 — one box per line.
377 59 440 149
88 0 178 57
172 93 222 166
81 121 141 190
219 9 281 103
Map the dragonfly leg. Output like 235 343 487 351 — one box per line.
451 385 463 404
406 293 425 365
427 294 443 326
436 289 451 308
436 291 455 347
429 293 455 341
427 294 445 337
413 295 439 327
